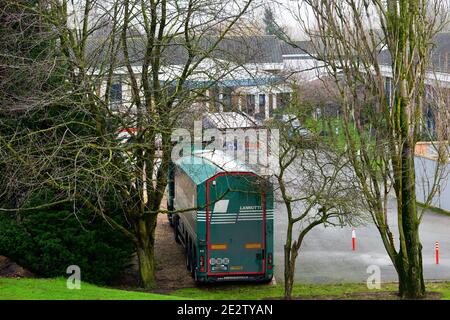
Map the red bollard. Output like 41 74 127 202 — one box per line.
352 228 356 251
436 241 439 265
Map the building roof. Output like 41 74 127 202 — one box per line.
280 41 314 56
175 149 255 185
211 36 284 64
85 35 318 70
85 35 289 68
378 32 450 73
85 32 449 74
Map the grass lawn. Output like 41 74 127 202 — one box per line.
428 282 450 299
0 278 184 300
1 278 449 300
304 118 365 152
172 282 450 300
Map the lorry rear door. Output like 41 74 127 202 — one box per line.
206 173 266 276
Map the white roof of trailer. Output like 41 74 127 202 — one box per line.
193 149 254 173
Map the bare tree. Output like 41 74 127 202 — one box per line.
270 103 364 300
290 0 449 298
0 0 256 288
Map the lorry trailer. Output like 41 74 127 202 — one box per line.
167 150 274 283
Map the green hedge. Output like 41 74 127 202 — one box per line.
0 202 134 285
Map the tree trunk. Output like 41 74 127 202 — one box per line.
134 215 157 289
284 259 295 300
136 241 156 289
284 220 294 300
395 137 426 299
397 251 425 299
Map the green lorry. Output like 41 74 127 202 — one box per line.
168 150 274 282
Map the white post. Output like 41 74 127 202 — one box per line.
238 93 242 111
205 89 210 110
219 90 223 112
265 92 270 119
273 93 277 111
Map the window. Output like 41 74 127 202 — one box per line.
385 77 392 106
426 105 435 133
110 82 122 107
246 95 255 116
167 85 176 98
222 88 232 112
256 94 266 119
269 94 274 118
278 93 291 112
212 88 221 112
222 94 232 111
259 94 266 108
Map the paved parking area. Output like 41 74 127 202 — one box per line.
273 196 450 283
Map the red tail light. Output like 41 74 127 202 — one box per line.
268 253 273 265
200 255 205 272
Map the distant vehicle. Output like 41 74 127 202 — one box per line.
167 150 274 283
279 114 312 139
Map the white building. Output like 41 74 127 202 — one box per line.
87 36 322 122
415 142 450 212
379 32 450 134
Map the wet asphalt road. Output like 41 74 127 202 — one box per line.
272 196 450 284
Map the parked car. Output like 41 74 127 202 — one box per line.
279 114 312 139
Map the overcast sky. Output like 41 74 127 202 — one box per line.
267 0 385 40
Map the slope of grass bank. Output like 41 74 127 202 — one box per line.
417 203 450 218
0 278 183 300
1 277 449 300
